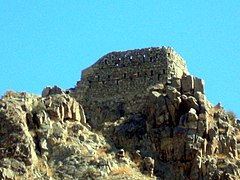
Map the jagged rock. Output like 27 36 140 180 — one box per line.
1 47 240 179
195 91 210 113
194 77 205 94
188 108 198 122
0 167 15 180
171 77 181 91
116 149 125 160
44 94 86 123
42 85 63 97
142 157 154 177
166 85 181 100
133 150 142 165
0 91 104 179
190 150 202 179
76 47 239 179
42 86 51 97
181 75 194 94
181 95 199 112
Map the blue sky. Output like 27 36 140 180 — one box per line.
0 1 239 117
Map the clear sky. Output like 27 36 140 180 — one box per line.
0 1 239 117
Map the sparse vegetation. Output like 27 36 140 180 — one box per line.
31 158 53 179
2 90 15 98
217 154 227 160
82 166 99 179
1 46 240 180
110 165 133 176
226 110 238 126
108 165 152 180
96 148 107 158
32 101 46 114
81 145 89 156
226 111 237 121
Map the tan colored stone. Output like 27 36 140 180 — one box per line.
181 75 194 94
194 77 205 94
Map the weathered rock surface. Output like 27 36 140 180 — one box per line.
1 46 240 180
71 47 240 179
0 90 151 179
97 79 239 179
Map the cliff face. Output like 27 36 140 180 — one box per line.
0 89 152 180
103 77 240 179
1 47 240 180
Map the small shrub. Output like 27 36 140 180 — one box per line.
227 111 237 120
32 158 53 178
81 146 89 156
2 90 15 98
32 101 46 114
82 166 99 179
111 165 133 176
102 143 112 153
226 111 237 125
217 154 227 160
96 149 107 157
0 109 7 119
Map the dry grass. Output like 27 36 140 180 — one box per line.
110 165 133 176
81 146 89 156
29 130 37 138
217 163 228 169
229 158 237 164
218 128 226 134
14 175 21 180
102 143 113 152
207 114 214 123
217 154 227 160
108 165 152 180
31 158 53 178
236 134 240 143
96 148 107 157
207 106 223 122
91 148 109 161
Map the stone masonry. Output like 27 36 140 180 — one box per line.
77 47 189 99
73 47 203 128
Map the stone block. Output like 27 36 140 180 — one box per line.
194 77 205 94
171 77 181 91
181 75 194 94
42 86 51 97
188 108 198 122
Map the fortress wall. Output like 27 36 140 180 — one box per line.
79 47 188 99
73 47 190 124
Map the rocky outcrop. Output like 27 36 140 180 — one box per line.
73 48 239 179
0 90 89 179
0 90 152 179
1 46 240 179
73 47 189 128
101 75 240 179
42 85 64 97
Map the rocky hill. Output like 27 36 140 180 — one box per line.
1 47 240 179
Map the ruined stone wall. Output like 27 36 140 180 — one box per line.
73 47 190 126
78 47 189 100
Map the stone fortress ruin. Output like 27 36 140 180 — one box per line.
77 47 189 98
2 43 240 179
74 46 204 126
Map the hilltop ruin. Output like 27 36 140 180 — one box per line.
74 47 204 126
77 47 188 98
1 46 240 179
